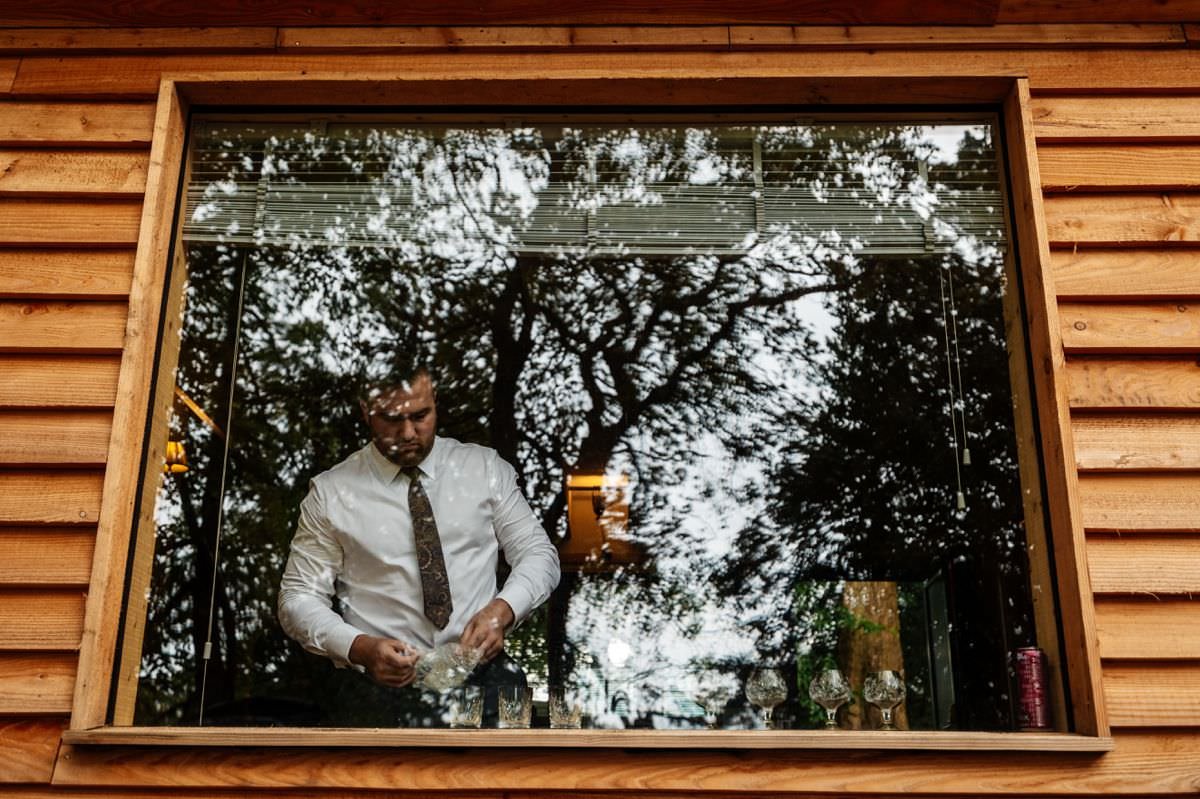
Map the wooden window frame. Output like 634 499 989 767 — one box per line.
62 69 1109 755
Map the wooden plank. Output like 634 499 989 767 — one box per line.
1052 249 1200 300
0 102 155 147
0 589 85 650
733 23 1186 49
1045 194 1200 246
1079 473 1200 532
1033 96 1200 142
0 470 103 525
0 355 120 408
0 301 127 353
0 200 142 246
0 249 134 299
0 410 112 466
279 26 731 51
1089 535 1200 594
1096 597 1200 659
1188 23 1200 47
0 59 14 94
0 527 94 584
0 150 149 196
999 1 1200 23
1104 663 1200 728
1068 358 1200 410
1074 412 1200 469
0 27 277 53
1040 145 1200 191
0 654 76 714
9 50 1200 99
1059 301 1200 353
0 718 63 784
50 732 1200 794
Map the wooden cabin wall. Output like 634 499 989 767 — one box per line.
0 23 1198 797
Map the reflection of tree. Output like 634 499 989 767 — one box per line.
136 122 1028 729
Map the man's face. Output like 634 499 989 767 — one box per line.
360 374 438 467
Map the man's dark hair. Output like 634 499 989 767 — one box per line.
357 363 437 404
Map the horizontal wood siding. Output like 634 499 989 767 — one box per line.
0 20 1199 797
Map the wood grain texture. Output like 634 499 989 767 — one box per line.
0 27 277 53
0 589 85 650
0 470 103 525
0 410 112 466
279 26 731 51
0 59 14 94
0 527 94 585
1052 249 1200 300
732 23 1186 49
0 102 155 147
51 732 1200 793
0 654 76 714
0 200 143 246
998 0 1200 23
1045 194 1200 246
1089 535 1200 594
1067 359 1200 409
1059 302 1200 353
1104 663 1200 728
1032 96 1200 142
1074 413 1200 469
1039 145 1200 191
8 50 1200 99
0 355 120 408
0 150 149 196
0 718 63 783
0 301 127 353
1096 597 1200 659
0 249 134 299
1079 473 1200 532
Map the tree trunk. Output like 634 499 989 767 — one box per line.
837 580 908 730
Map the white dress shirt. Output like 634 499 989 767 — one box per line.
278 435 561 665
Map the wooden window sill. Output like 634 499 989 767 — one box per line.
62 727 1114 752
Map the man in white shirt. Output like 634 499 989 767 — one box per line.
277 367 560 710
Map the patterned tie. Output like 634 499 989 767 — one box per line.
403 467 453 629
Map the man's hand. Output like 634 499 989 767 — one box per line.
349 634 420 687
460 598 515 662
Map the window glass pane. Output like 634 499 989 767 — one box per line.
131 117 1059 732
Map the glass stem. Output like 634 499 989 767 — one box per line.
881 707 894 729
825 708 837 729
763 707 773 730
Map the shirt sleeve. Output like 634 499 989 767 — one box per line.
488 453 561 624
277 480 366 667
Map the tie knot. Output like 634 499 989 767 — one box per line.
402 466 421 482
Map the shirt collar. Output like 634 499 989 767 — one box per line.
364 436 442 484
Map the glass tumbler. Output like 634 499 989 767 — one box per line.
498 685 533 729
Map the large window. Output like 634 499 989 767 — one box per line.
121 113 1063 733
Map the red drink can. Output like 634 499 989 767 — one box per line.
1014 647 1050 731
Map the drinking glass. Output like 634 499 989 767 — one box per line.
548 686 583 729
447 685 483 728
863 670 905 730
808 669 851 730
699 685 733 730
745 667 788 730
498 686 533 729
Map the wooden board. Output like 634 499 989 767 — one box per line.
0 470 104 525
0 527 94 584
1074 413 1200 470
1096 597 1200 659
1032 96 1200 142
1104 663 1200 728
8 50 1200 99
0 200 143 246
0 411 112 466
1045 194 1200 246
0 102 155 147
0 27 277 53
1089 535 1200 594
0 718 63 784
0 355 119 408
0 654 76 714
1039 145 1200 191
1067 358 1200 409
0 249 134 299
279 26 731 51
1079 474 1200 532
999 1 1200 23
0 150 149 196
732 23 1186 49
0 589 85 650
1059 302 1200 353
0 59 14 94
0 301 127 353
1052 249 1200 300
